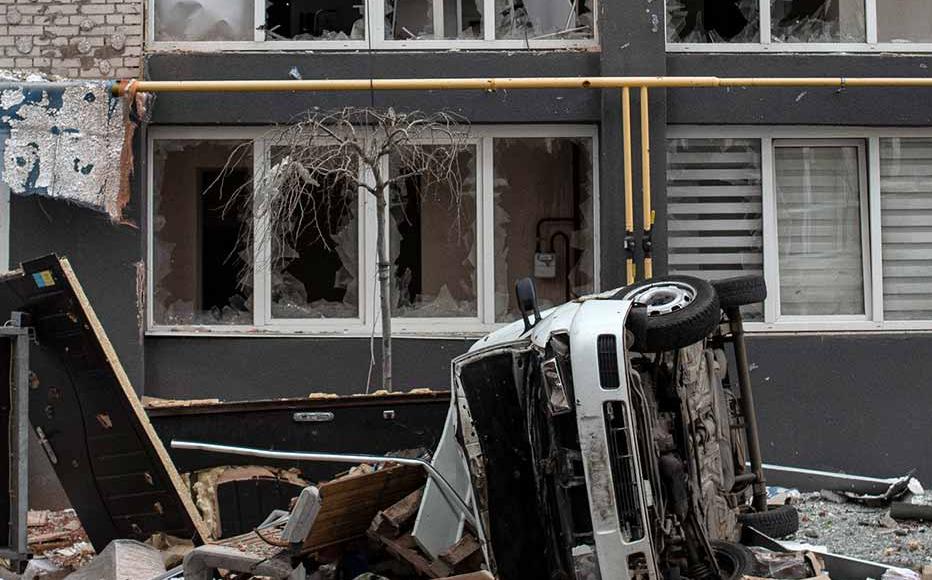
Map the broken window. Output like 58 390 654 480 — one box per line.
877 1 932 43
385 0 482 40
493 137 594 322
266 0 367 41
666 138 764 320
666 0 760 43
389 146 478 317
495 0 595 40
152 140 254 326
154 0 255 41
269 148 361 320
774 141 867 316
771 0 865 43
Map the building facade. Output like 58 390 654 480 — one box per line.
5 0 932 480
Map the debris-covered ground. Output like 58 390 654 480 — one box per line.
788 491 932 570
26 509 95 570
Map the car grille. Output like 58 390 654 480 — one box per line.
604 401 644 541
597 334 620 389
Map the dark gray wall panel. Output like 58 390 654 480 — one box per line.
668 54 932 126
748 334 932 480
9 196 144 389
146 52 601 125
145 337 474 399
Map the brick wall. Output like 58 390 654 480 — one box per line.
0 0 142 79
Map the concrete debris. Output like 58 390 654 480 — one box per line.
21 559 68 580
787 491 932 570
63 540 165 580
840 472 921 507
27 510 94 570
0 83 129 221
144 533 194 569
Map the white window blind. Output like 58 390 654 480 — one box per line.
880 138 932 321
774 141 867 317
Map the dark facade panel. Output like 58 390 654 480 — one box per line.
748 333 932 480
145 51 602 125
667 54 932 126
145 336 473 399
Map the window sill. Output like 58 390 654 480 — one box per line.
667 43 932 54
744 321 932 334
146 40 601 53
145 325 500 339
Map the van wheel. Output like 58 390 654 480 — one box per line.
620 276 720 353
738 504 800 538
711 275 767 309
711 541 755 580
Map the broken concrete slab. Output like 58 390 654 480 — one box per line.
64 540 165 580
0 256 210 549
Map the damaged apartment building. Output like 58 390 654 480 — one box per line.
4 0 932 504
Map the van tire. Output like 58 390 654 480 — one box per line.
711 275 767 309
737 504 800 538
621 276 720 353
711 541 755 580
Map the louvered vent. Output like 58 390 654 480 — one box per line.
597 334 619 389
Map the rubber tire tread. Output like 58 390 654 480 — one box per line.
711 275 767 309
623 275 720 353
737 504 800 539
711 541 755 580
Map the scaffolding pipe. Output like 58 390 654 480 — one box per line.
622 87 635 285
640 86 653 281
113 76 932 95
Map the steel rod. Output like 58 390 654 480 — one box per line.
170 440 477 528
112 76 932 95
622 87 636 285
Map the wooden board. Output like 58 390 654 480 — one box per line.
303 463 425 552
0 255 210 549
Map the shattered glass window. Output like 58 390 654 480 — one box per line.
877 1 932 43
495 0 595 40
771 0 865 43
493 137 594 322
266 0 367 41
385 0 483 40
154 0 255 41
389 146 478 318
153 140 254 326
666 138 764 320
775 142 866 316
269 148 361 319
666 0 760 43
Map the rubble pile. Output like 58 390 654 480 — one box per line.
789 491 932 570
26 510 94 571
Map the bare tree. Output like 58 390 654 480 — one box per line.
220 107 470 392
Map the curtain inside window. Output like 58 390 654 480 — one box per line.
775 143 865 316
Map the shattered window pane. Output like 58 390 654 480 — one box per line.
666 0 760 43
771 0 865 43
267 0 367 41
154 0 255 41
493 137 594 323
877 1 932 43
666 138 764 320
269 148 360 319
153 141 254 326
496 0 595 40
385 0 482 40
389 146 478 318
775 142 865 316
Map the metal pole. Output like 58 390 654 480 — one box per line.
726 308 768 512
622 87 635 285
112 76 932 96
170 440 478 529
639 86 653 281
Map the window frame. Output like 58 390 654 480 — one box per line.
668 125 932 333
0 131 9 272
146 124 600 337
665 0 932 53
146 0 600 52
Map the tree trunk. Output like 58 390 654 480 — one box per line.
375 184 392 392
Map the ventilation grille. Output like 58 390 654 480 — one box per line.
604 401 644 542
597 334 619 389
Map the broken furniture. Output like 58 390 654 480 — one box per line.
0 326 29 568
0 256 211 549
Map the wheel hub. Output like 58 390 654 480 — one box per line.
624 282 697 316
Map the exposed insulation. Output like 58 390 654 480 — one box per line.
1 82 127 220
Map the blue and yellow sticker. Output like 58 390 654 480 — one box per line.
32 270 56 288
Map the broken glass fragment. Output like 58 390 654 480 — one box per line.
266 0 367 41
666 0 760 43
771 0 865 43
154 0 254 41
385 0 483 40
496 0 594 40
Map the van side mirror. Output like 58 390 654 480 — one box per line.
515 277 542 332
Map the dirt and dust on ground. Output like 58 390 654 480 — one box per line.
24 509 95 570
786 491 932 571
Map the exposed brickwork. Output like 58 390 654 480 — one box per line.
0 0 142 79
